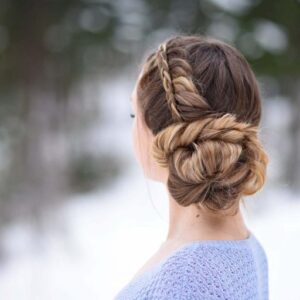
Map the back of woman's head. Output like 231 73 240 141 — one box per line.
136 34 269 216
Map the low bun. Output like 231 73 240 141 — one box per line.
152 113 269 213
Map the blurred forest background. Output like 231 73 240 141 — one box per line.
0 0 299 299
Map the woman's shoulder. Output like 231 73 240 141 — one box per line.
146 236 268 299
155 238 257 277
114 235 268 300
157 231 267 270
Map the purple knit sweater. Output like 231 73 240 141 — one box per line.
114 230 269 299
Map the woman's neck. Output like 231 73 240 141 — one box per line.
165 192 249 244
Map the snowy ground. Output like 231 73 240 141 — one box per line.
0 161 299 300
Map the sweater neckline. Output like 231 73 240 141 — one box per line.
129 229 255 284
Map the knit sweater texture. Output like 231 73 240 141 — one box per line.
113 230 269 300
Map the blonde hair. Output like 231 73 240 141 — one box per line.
137 34 269 216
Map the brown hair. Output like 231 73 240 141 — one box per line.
136 34 269 216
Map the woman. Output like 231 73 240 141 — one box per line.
114 34 269 300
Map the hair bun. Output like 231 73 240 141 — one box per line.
152 113 269 212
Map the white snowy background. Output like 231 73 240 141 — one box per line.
0 76 299 300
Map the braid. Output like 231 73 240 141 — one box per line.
156 42 182 121
156 37 212 123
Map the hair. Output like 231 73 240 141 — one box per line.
136 34 269 216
